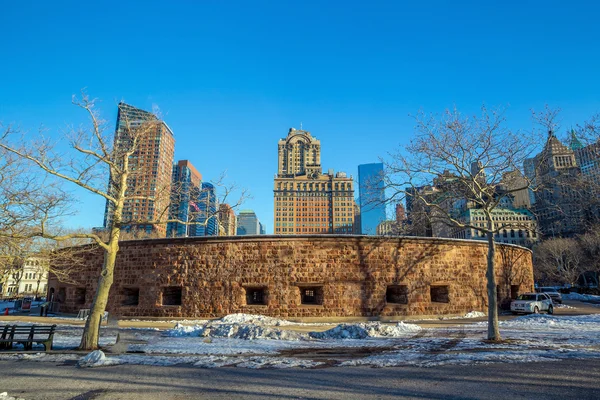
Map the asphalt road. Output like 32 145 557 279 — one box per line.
0 359 598 400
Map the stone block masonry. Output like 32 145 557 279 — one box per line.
48 235 534 319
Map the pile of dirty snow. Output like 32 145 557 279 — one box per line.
463 311 486 318
199 323 304 340
219 314 296 326
78 350 117 368
165 320 304 341
310 321 421 339
168 323 205 337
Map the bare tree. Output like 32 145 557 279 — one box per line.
385 106 539 341
534 237 585 286
0 93 246 350
497 244 529 308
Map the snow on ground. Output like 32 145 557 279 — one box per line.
415 310 487 321
3 312 600 369
463 311 486 318
310 322 421 339
76 349 323 369
0 392 26 400
555 303 576 309
564 292 600 302
344 313 600 368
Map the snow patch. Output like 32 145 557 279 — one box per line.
563 292 600 302
310 321 421 339
463 311 486 318
200 323 304 340
0 393 25 400
78 350 120 368
219 314 296 326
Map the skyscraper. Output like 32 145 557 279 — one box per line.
103 102 175 236
237 210 260 235
526 132 587 237
193 182 218 236
167 160 202 238
358 163 386 235
218 203 237 236
273 128 355 234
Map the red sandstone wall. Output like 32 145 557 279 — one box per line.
48 236 534 319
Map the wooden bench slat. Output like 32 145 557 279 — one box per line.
0 324 56 351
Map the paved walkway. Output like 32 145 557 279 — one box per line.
0 359 598 399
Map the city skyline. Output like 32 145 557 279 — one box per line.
2 2 600 233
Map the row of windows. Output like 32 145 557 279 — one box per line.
71 287 182 307
243 285 452 306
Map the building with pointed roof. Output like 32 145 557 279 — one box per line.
273 128 355 235
525 131 587 237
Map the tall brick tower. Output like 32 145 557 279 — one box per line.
103 102 175 236
274 128 355 235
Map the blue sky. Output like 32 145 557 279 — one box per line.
1 1 600 233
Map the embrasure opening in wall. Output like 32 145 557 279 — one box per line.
122 287 140 306
162 286 182 306
300 286 323 305
245 287 267 305
430 285 449 303
386 285 408 304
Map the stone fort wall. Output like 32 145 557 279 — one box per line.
48 235 534 319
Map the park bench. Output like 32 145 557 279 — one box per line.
0 324 56 351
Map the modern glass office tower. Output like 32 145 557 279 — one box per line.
193 182 218 236
167 160 202 237
237 210 260 235
103 102 175 236
358 163 387 235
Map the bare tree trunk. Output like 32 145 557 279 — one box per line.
79 243 117 350
486 230 501 341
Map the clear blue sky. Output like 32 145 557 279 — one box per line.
2 1 599 233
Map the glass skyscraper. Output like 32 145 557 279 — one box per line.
193 182 218 236
167 160 202 237
237 210 260 235
358 163 387 235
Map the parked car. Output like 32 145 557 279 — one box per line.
536 287 563 304
511 293 554 315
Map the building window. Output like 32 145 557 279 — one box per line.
430 285 450 303
300 286 323 305
245 287 268 305
162 287 182 306
386 285 408 304
74 288 87 305
122 287 140 306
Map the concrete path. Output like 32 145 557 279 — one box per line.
0 359 598 399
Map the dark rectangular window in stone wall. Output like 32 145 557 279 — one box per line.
74 288 86 305
430 285 449 303
300 287 323 305
386 285 408 304
245 287 267 305
122 287 140 306
162 287 182 306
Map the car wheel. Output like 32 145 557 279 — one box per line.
548 305 554 315
533 306 540 314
